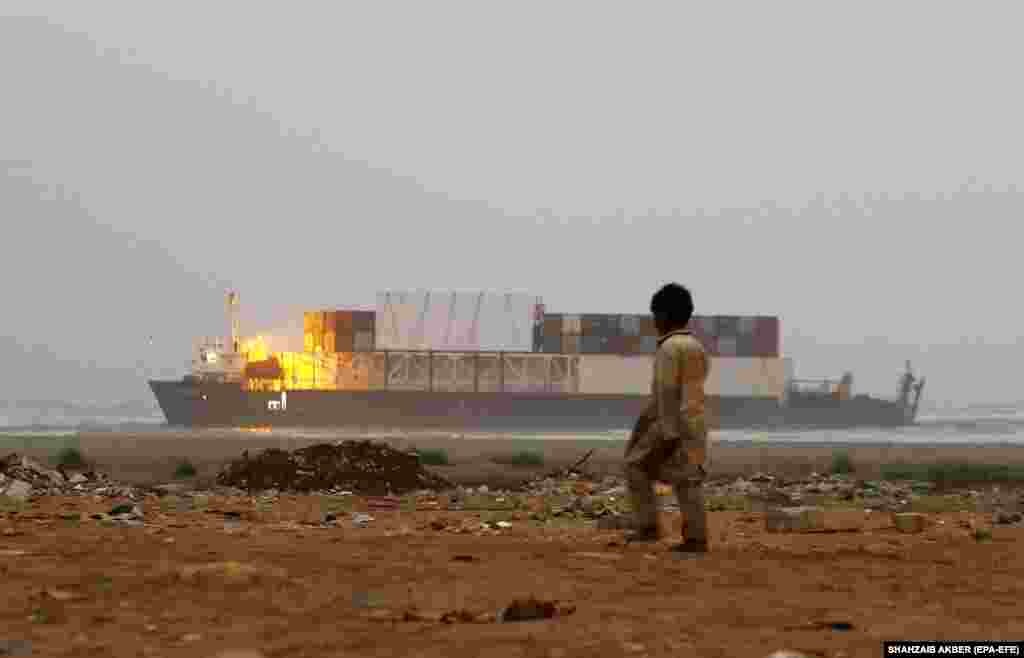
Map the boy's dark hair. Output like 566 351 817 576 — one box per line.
650 283 694 327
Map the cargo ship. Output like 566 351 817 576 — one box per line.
148 291 926 431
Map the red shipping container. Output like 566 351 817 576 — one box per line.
335 311 355 331
335 332 355 353
752 317 780 357
639 316 656 335
323 312 337 333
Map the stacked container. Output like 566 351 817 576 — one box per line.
303 310 376 354
536 312 780 358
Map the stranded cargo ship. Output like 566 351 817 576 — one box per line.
149 291 926 431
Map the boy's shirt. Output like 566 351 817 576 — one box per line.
652 329 710 446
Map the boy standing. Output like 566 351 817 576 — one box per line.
624 283 710 554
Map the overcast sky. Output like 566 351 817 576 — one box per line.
1 1 1021 409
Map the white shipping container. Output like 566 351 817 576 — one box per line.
375 290 541 352
577 355 652 395
577 355 787 399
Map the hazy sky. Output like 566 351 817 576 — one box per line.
1 2 1021 409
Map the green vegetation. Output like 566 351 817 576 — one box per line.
0 495 26 513
490 450 544 467
54 447 86 469
416 448 450 466
830 450 853 475
881 462 1024 484
174 460 197 479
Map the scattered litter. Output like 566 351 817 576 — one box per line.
499 597 576 623
352 513 374 527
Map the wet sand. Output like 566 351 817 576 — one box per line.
7 431 1024 489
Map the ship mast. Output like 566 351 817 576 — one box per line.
227 291 240 354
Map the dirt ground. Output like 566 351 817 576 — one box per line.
12 431 1024 489
3 434 1023 656
1 493 1022 658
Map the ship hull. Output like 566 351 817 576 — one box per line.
149 380 913 431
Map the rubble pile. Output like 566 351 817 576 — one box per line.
216 441 452 495
0 453 132 501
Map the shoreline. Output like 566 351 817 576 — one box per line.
3 430 1023 489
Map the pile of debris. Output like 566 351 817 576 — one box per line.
216 441 453 495
0 453 130 501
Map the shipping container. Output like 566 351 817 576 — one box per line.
375 290 540 351
733 333 758 358
578 355 651 394
717 335 737 357
689 321 711 346
753 316 780 357
605 335 629 354
737 316 757 336
621 335 642 354
322 331 337 354
353 330 374 352
334 311 355 332
716 315 740 337
639 316 656 336
335 332 354 353
580 334 611 353
620 315 642 336
562 334 580 353
577 355 786 398
562 315 582 335
336 352 371 391
694 316 715 336
303 311 324 334
543 315 563 336
353 311 375 331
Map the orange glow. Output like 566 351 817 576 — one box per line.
241 336 270 362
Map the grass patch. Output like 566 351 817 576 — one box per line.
0 495 26 513
490 450 544 467
54 447 86 469
830 450 853 475
881 462 1024 484
907 494 978 514
173 460 197 479
322 495 355 515
416 448 450 466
